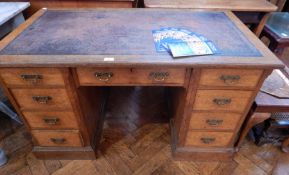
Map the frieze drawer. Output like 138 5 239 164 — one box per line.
76 68 186 86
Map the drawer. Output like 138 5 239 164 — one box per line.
76 68 186 86
199 69 263 88
31 130 83 147
185 131 234 147
23 111 78 129
11 88 72 110
193 90 253 112
0 68 65 87
189 112 242 131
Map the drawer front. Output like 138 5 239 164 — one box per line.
185 131 234 147
199 69 263 88
23 111 78 129
132 68 186 85
76 68 186 86
193 90 253 112
31 130 83 147
77 68 132 85
189 112 242 131
0 68 65 87
11 88 72 110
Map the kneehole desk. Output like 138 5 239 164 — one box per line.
0 8 283 161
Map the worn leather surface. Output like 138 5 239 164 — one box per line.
1 9 261 57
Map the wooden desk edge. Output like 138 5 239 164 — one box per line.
144 1 277 12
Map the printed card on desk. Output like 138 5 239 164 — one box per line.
152 27 219 58
168 42 213 58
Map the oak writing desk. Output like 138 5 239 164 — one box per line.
0 8 283 161
144 0 278 36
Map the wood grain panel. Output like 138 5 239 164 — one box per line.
144 0 277 12
0 68 65 87
31 130 83 147
199 69 263 88
189 112 242 131
133 68 186 85
23 111 78 129
193 90 253 112
185 131 234 147
26 1 134 16
76 68 186 86
11 88 72 110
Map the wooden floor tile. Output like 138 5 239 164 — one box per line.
93 152 117 175
52 160 97 175
11 166 32 175
103 146 133 175
43 160 62 174
132 145 171 175
26 153 49 175
233 153 267 175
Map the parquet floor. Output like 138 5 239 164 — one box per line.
1 86 289 175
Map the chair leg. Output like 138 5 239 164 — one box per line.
282 137 289 153
253 13 270 37
236 112 271 149
0 149 7 167
0 101 22 124
269 41 285 58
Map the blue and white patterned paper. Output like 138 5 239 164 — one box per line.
152 27 218 57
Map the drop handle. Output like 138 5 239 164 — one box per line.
201 137 215 144
219 75 240 84
20 74 43 84
213 98 231 106
149 72 169 82
206 119 223 126
32 96 52 104
43 117 59 125
95 72 113 81
50 138 66 144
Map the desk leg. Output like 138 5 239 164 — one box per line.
236 112 271 150
282 138 289 153
268 41 285 58
253 13 270 37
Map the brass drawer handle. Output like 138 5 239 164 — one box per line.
50 138 66 144
95 72 113 82
43 117 59 125
149 72 169 82
206 119 223 126
20 74 43 85
32 96 52 104
201 137 215 144
219 75 240 84
213 98 231 106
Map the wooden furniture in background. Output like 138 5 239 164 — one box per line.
0 2 30 39
282 137 289 152
260 12 289 58
6 0 136 16
236 91 289 151
268 0 287 11
0 8 283 161
144 0 277 36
